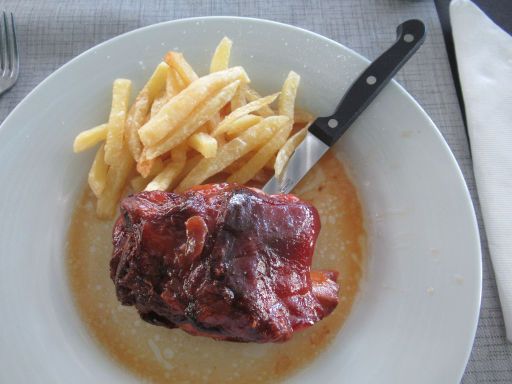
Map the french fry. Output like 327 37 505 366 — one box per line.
263 155 276 171
125 90 150 161
149 93 166 119
188 132 218 158
144 70 183 172
145 160 185 191
244 87 275 117
129 158 164 192
232 71 301 181
73 124 108 153
138 67 249 146
223 151 256 174
149 157 164 176
170 66 187 90
294 109 314 124
137 152 159 178
231 83 247 111
278 71 300 119
144 80 240 159
164 51 199 85
209 37 233 131
225 114 262 139
177 116 288 192
144 62 171 97
275 126 308 176
88 144 109 197
256 72 302 177
166 48 222 135
206 113 221 133
150 68 184 118
212 92 279 137
130 175 149 193
145 145 187 192
140 157 165 178
227 118 292 184
210 37 233 73
167 67 186 93
166 51 222 131
96 145 134 219
125 62 169 161
177 154 203 183
104 79 132 166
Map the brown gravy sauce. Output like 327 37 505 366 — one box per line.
67 152 365 383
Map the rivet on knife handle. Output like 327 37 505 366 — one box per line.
309 19 426 146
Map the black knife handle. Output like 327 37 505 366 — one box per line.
309 19 426 146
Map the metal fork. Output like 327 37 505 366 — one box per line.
0 12 18 95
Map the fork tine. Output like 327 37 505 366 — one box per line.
3 12 11 71
0 12 5 71
9 13 18 78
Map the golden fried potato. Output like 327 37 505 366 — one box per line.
125 62 169 161
104 79 132 166
244 87 275 117
177 115 288 191
145 145 187 191
149 94 166 119
223 151 256 174
293 108 314 124
136 152 158 178
227 118 292 184
210 37 233 73
225 114 263 139
212 92 279 137
176 153 203 185
88 144 109 197
230 83 247 110
188 132 218 158
206 113 221 132
130 175 149 193
275 126 308 176
164 51 199 85
96 144 134 219
125 90 150 161
150 68 184 118
144 80 240 159
208 37 233 129
263 155 276 171
129 158 164 192
138 67 249 146
163 52 228 134
73 123 108 153
278 71 300 119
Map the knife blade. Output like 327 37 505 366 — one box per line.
263 19 426 195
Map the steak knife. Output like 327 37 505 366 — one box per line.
263 19 426 194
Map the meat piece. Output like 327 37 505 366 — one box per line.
110 183 339 342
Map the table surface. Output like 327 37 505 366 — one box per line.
0 0 510 382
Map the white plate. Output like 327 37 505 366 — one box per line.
0 17 481 383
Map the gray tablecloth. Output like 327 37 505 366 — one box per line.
1 0 510 382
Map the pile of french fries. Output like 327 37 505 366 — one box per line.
73 37 313 219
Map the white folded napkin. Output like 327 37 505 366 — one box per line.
450 0 512 341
